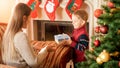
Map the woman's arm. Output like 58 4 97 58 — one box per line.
14 32 48 67
37 46 48 64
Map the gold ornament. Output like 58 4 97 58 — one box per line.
99 50 110 62
117 30 120 34
110 8 120 13
110 8 117 13
96 50 110 64
96 57 103 64
90 47 94 52
110 51 119 57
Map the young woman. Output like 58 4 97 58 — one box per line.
1 3 56 68
60 9 89 63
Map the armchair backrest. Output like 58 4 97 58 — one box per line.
0 23 7 63
0 23 7 42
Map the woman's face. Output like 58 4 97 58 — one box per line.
72 14 85 29
26 15 31 25
23 14 31 28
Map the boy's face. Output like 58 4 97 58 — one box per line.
72 14 85 29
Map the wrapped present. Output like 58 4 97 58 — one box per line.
54 33 70 44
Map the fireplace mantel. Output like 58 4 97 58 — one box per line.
29 20 74 41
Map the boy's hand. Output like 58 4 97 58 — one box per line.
67 39 72 45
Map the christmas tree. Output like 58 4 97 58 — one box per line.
76 0 120 68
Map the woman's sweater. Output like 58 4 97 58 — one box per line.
5 32 48 68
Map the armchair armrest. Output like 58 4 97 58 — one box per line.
0 64 16 68
31 41 74 68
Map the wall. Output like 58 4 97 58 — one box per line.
0 0 15 23
0 0 90 22
0 0 73 23
0 0 107 23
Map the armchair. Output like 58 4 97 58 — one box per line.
0 23 74 68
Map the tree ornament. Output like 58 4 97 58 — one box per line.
119 61 120 67
90 47 94 52
94 9 103 18
96 50 110 64
95 26 100 33
96 57 103 64
100 25 108 34
110 51 119 57
93 39 100 47
110 8 120 13
99 50 110 62
107 1 115 8
117 30 120 34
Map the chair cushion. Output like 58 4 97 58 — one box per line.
31 41 74 68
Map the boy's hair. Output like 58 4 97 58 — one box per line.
73 9 88 21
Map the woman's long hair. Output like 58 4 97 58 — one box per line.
1 3 31 63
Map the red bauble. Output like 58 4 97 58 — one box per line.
95 26 100 33
107 1 114 8
94 9 103 18
119 61 120 67
94 39 100 47
100 25 108 34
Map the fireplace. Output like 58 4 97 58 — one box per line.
32 20 74 41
